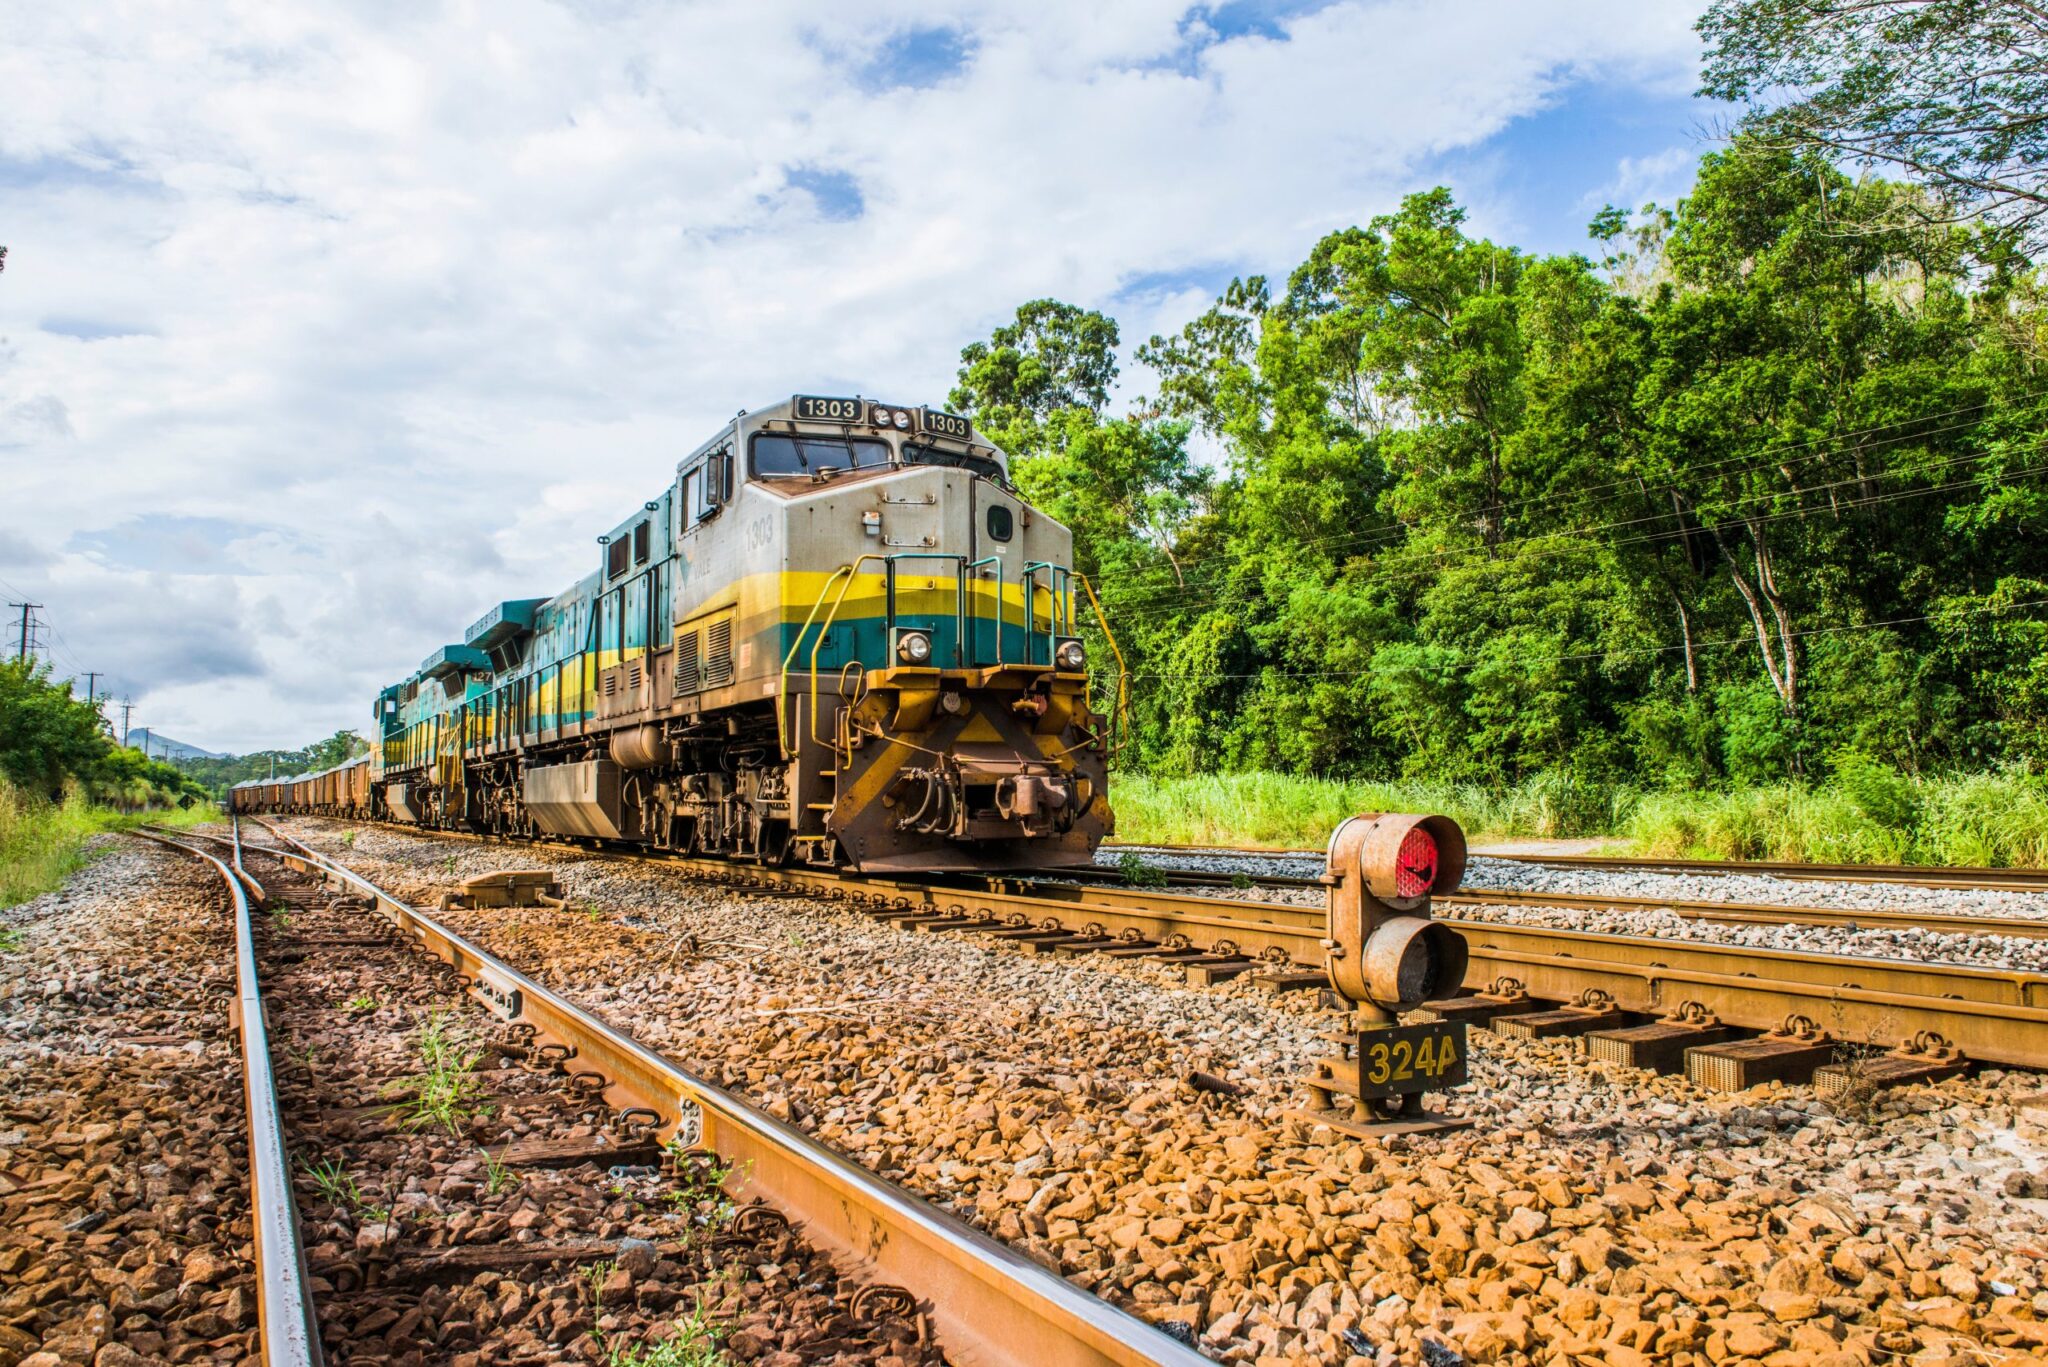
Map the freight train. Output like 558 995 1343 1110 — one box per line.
233 394 1126 871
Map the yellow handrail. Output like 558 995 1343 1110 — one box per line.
776 555 882 759
1072 572 1132 757
809 554 886 759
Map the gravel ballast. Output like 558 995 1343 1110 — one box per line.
277 818 2048 1367
0 839 261 1367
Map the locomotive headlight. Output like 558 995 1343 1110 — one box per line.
892 410 910 430
896 630 933 665
1055 637 1086 671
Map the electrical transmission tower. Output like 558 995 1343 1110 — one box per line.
9 602 44 663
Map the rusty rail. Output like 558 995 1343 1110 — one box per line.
243 820 1206 1367
1437 887 2048 940
248 816 2048 1070
1493 851 2048 893
132 823 325 1367
1105 841 2048 893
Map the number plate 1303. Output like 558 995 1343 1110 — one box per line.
1356 1020 1468 1098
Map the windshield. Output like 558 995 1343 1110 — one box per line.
751 434 890 477
903 442 1004 481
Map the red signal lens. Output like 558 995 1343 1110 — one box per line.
1394 826 1438 899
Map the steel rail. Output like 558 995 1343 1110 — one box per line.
132 823 325 1367
1491 851 2048 893
1106 841 2048 894
1438 887 2048 940
240 821 1207 1367
255 816 2048 1069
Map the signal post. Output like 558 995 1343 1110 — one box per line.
1296 813 1473 1138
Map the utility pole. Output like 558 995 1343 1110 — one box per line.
83 671 100 704
9 602 42 663
119 698 135 748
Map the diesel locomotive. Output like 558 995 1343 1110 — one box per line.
235 395 1126 872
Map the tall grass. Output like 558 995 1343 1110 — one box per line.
1108 771 1629 850
0 779 216 909
1109 767 2048 867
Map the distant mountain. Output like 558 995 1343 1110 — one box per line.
128 728 224 761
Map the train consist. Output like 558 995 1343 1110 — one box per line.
234 394 1126 871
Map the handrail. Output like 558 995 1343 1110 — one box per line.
775 562 854 757
1073 572 1131 757
1020 561 1069 668
882 552 987 668
960 555 1002 666
809 555 886 757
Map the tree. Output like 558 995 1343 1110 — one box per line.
949 300 1121 454
1700 0 2048 245
0 661 109 800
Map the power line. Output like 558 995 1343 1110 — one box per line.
1090 435 2048 633
1130 594 2048 682
1088 391 2048 616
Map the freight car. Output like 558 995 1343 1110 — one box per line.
242 395 1126 873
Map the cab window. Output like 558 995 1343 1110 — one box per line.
751 434 889 477
903 442 1003 481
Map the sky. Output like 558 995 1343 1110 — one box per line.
0 0 1714 754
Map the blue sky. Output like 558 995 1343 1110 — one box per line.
0 0 1710 749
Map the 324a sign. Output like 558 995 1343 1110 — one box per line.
1354 1020 1468 1099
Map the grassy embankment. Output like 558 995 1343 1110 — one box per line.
0 781 217 911
1109 769 2048 867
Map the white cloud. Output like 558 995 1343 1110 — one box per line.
1587 144 1701 214
0 0 1702 750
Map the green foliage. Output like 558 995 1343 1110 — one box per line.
0 661 114 800
385 1012 491 1135
299 1156 391 1223
955 130 2048 820
1699 0 2048 246
0 778 216 908
599 1311 726 1367
1114 851 1166 888
480 1146 518 1197
949 299 1120 452
0 661 203 808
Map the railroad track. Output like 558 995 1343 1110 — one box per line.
259 816 2048 1081
154 820 1207 1367
1437 885 2048 940
127 828 325 1367
1109 840 2048 893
